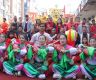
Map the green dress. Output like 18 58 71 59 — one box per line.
80 47 96 78
52 46 78 77
24 46 48 77
3 44 32 75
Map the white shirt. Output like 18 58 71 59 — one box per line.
30 32 53 46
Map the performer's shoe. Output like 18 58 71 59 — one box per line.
73 76 76 79
17 71 21 76
14 72 18 76
85 75 88 79
53 73 62 79
38 74 46 79
14 71 21 76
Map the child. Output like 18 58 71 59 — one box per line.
18 26 23 35
34 19 41 33
57 27 65 39
3 34 28 76
89 38 96 47
56 18 63 33
50 28 57 40
0 34 6 70
52 34 78 79
23 35 54 79
80 26 90 44
6 31 19 47
82 36 88 46
80 38 96 79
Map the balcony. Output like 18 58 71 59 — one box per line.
76 0 96 19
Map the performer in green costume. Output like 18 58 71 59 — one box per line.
3 34 33 76
23 35 54 79
52 34 78 79
80 38 96 80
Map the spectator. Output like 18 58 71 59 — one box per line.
46 17 55 34
78 18 89 36
18 26 24 35
1 18 9 34
89 38 96 48
80 25 90 44
56 18 63 33
22 15 34 41
74 17 80 31
90 19 96 36
18 17 22 27
50 28 57 40
57 27 65 39
34 19 41 33
82 36 88 46
65 26 78 47
67 18 74 30
11 16 18 31
30 23 53 46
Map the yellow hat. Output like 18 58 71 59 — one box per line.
41 16 47 23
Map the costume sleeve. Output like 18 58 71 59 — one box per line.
0 45 6 50
7 44 12 53
46 34 53 42
52 34 57 39
20 48 27 56
80 52 86 61
37 49 47 60
87 47 95 58
52 49 58 63
54 44 63 52
27 46 33 60
47 46 54 53
8 50 16 62
69 48 78 55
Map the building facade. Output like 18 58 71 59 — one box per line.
24 0 30 16
75 0 96 19
0 0 24 22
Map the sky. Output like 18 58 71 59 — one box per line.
30 0 82 14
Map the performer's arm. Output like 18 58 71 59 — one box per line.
0 45 6 50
